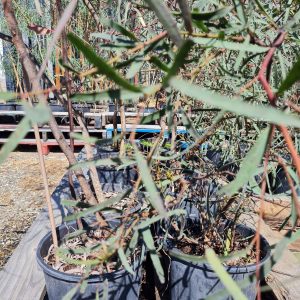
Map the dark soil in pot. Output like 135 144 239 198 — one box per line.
37 223 144 300
80 188 144 229
166 223 270 300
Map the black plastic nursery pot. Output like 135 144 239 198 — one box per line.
37 224 144 300
108 103 115 112
15 104 24 111
49 104 67 112
73 104 91 114
0 103 15 111
167 224 271 300
94 147 138 188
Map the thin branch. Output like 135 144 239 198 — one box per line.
279 125 300 176
276 155 300 220
80 31 168 78
2 0 99 207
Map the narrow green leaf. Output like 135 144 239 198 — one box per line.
140 109 166 124
63 189 131 221
58 58 79 74
70 157 135 171
102 279 108 300
117 248 134 274
233 0 246 25
64 229 87 240
23 103 51 123
170 78 300 128
61 199 90 208
174 6 233 21
192 37 269 53
70 133 101 145
234 35 250 71
208 229 300 300
0 117 31 165
71 89 144 103
219 127 270 196
91 33 137 45
99 18 138 41
253 0 277 26
67 33 141 92
206 248 247 300
170 245 249 264
142 228 165 283
149 56 170 72
180 110 201 140
284 9 300 30
163 39 194 85
0 103 50 164
70 133 119 148
206 275 253 300
137 209 186 230
62 285 79 300
133 145 166 216
80 279 88 295
126 230 139 257
126 61 144 79
278 56 300 94
263 229 300 277
144 0 183 47
57 253 100 266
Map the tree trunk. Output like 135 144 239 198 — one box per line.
2 0 98 206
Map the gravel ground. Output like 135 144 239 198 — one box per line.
0 152 68 269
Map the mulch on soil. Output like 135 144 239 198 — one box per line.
0 152 68 269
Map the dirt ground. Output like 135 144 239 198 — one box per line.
0 152 68 269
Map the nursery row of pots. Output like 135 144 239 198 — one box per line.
37 219 270 299
0 103 157 114
36 147 271 300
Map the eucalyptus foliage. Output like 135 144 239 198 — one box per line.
1 1 300 299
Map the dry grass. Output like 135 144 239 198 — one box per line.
0 152 68 269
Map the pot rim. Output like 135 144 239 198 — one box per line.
36 223 141 283
168 223 271 274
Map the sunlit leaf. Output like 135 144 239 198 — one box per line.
163 39 194 85
192 37 269 53
278 56 300 94
144 0 183 47
233 0 246 25
219 127 270 196
99 17 138 41
141 227 165 283
68 33 141 92
0 103 51 164
205 248 247 300
71 89 144 103
117 247 134 274
170 78 300 128
149 56 170 72
140 109 166 125
133 145 166 216
63 189 131 221
70 157 135 171
174 6 233 22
